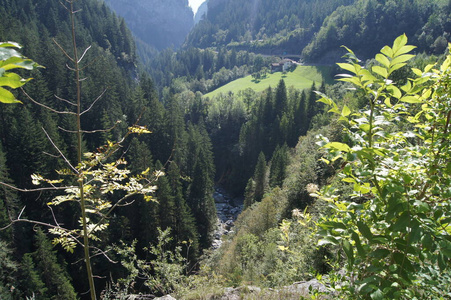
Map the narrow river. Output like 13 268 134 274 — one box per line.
211 187 243 249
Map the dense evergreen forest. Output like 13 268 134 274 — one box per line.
1 0 451 299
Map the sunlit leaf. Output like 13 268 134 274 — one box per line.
0 86 21 103
375 53 390 68
400 95 422 103
323 142 352 153
372 65 388 78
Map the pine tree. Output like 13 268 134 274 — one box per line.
186 122 216 249
306 82 318 127
269 144 289 188
274 79 287 119
19 253 47 299
32 228 77 300
0 143 17 241
243 178 255 209
168 162 199 263
253 152 267 203
155 161 176 232
0 240 18 300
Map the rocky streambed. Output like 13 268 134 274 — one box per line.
211 187 243 249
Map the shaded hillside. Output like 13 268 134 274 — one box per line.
302 0 450 62
185 0 356 52
185 0 451 63
104 0 194 50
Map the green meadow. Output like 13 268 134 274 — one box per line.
204 65 335 98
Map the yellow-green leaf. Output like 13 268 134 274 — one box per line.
337 62 359 74
400 95 422 103
372 65 388 78
375 53 390 68
391 54 415 66
0 86 21 103
381 45 394 58
0 72 30 88
386 85 401 99
324 142 352 153
342 105 351 117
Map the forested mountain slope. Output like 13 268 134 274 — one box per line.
186 0 451 63
2 0 451 299
0 0 216 298
185 0 356 54
104 0 194 50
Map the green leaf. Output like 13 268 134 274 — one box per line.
375 54 390 68
381 45 394 58
316 93 337 108
0 41 21 48
351 231 366 257
370 289 384 300
0 72 30 88
391 54 415 67
323 142 352 153
337 62 359 74
401 80 412 93
357 221 373 242
0 86 21 103
339 76 363 87
318 236 340 246
342 105 351 117
400 95 422 103
371 248 390 259
393 34 408 51
386 85 402 99
394 251 415 273
0 47 22 61
389 63 407 75
372 65 388 78
439 240 451 258
342 177 356 183
394 45 417 57
343 240 354 265
392 211 411 232
392 34 416 56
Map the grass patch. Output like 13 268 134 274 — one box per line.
205 65 334 98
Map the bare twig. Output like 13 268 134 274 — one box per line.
78 45 92 63
0 181 75 193
52 37 74 62
58 120 121 134
21 88 76 115
55 94 77 106
42 127 78 173
80 88 107 115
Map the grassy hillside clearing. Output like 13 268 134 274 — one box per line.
204 65 334 98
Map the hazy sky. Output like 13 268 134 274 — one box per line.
189 0 206 14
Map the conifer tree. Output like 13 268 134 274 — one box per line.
243 178 255 209
294 90 307 136
186 122 216 249
32 228 77 300
269 144 289 188
306 82 317 126
155 161 176 232
0 241 18 300
168 162 199 263
0 144 17 241
274 79 288 118
253 152 267 203
19 253 47 299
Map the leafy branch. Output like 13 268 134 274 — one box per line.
316 34 451 299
